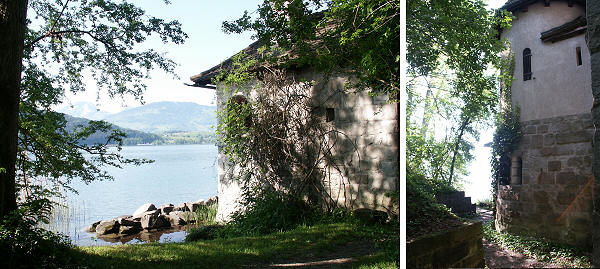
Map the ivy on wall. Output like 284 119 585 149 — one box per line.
490 51 521 214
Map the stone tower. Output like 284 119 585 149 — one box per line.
496 0 593 248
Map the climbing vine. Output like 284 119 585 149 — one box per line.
490 51 521 214
216 64 360 212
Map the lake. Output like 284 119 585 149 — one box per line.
49 144 218 246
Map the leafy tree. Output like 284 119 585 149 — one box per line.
0 0 187 218
406 0 512 186
221 0 399 100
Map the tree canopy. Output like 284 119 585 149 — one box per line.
220 0 400 100
406 0 511 186
0 0 187 218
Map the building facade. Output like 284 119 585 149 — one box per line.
496 0 593 248
190 48 399 222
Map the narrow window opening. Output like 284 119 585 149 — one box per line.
523 48 532 81
576 47 582 66
326 107 335 122
510 156 522 185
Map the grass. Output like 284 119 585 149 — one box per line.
69 221 398 268
482 222 592 268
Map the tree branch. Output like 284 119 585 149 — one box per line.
26 29 114 50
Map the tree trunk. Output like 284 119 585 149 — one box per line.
0 0 29 218
448 117 470 185
420 87 432 139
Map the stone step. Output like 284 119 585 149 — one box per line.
435 191 476 217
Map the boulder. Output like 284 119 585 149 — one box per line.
141 209 160 218
119 217 140 227
85 220 101 233
195 199 205 205
141 214 171 230
114 215 134 224
133 203 157 218
160 204 175 215
167 211 188 226
179 211 198 223
174 202 189 212
96 220 120 235
119 224 142 235
185 202 199 213
205 196 218 206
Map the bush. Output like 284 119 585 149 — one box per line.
407 171 458 239
185 224 224 242
195 203 218 225
0 204 73 268
227 189 316 237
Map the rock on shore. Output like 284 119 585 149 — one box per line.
89 195 218 237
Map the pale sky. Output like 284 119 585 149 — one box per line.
56 0 262 113
463 0 508 202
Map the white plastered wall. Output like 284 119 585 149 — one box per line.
502 1 591 121
214 72 399 222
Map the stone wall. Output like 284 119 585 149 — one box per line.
588 0 600 265
496 113 593 248
215 72 399 222
407 221 485 268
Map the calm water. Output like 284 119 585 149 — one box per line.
57 144 218 246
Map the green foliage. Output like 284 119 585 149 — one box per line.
406 0 513 186
185 224 223 242
406 172 458 239
0 201 73 268
16 0 186 204
195 203 218 225
216 98 254 163
225 188 316 237
78 222 397 268
221 0 399 100
490 52 520 213
483 223 592 268
161 131 217 145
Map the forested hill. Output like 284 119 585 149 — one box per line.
102 102 216 134
64 114 163 146
57 101 217 134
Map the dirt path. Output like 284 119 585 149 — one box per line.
474 207 560 268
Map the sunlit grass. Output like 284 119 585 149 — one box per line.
72 222 398 268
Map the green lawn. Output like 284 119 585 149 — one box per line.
70 222 398 268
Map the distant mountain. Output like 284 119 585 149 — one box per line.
103 102 216 134
56 102 111 120
64 114 163 146
58 101 217 134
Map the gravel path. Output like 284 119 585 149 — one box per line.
474 207 561 268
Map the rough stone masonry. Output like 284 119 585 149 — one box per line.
496 113 594 248
587 0 600 266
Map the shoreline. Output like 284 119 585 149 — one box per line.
84 196 218 245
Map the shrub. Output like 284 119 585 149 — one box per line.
407 171 458 239
195 203 218 225
0 203 73 268
227 189 316 237
185 224 224 242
